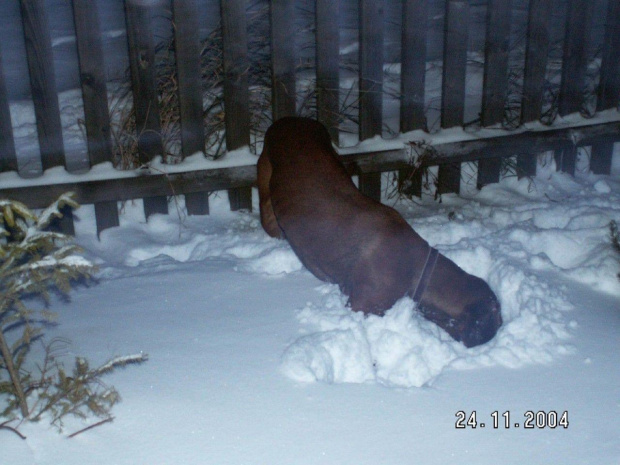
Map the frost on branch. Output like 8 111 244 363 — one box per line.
36 192 80 230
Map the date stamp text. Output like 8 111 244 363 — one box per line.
455 410 569 429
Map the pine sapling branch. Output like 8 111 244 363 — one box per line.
0 330 29 418
0 419 27 440
67 416 114 439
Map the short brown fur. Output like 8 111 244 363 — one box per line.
258 117 502 347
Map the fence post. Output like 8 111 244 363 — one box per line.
597 0 620 112
316 0 340 143
0 47 17 173
173 0 210 215
590 141 614 175
221 0 253 212
441 0 467 129
439 0 468 194
72 0 119 236
125 0 168 218
400 0 427 134
398 0 428 197
478 0 511 189
270 0 296 120
19 0 73 234
591 0 620 176
556 0 594 177
19 0 66 171
558 0 594 117
521 0 551 125
481 0 511 127
554 145 576 176
519 0 551 178
358 0 384 201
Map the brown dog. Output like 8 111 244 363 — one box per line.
258 117 502 347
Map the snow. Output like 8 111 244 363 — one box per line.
2 167 619 464
1 14 619 462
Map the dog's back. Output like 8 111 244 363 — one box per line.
258 117 428 313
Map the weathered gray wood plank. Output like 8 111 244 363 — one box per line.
441 0 468 129
221 0 252 211
400 0 428 133
72 0 113 166
5 121 618 211
521 0 552 123
173 0 209 215
439 0 468 194
358 0 384 201
359 0 384 140
476 157 502 189
173 0 206 158
270 0 296 120
72 0 119 235
480 0 512 127
558 0 594 117
597 0 620 111
19 0 66 170
0 47 17 172
316 0 340 143
590 141 614 175
125 0 167 218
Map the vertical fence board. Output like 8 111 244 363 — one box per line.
358 0 384 201
270 0 296 120
591 0 619 180
357 172 382 201
359 0 384 140
590 141 614 175
19 0 66 171
222 0 252 211
437 162 460 195
597 0 620 111
173 0 206 158
227 188 252 212
93 201 119 236
316 0 340 143
222 0 250 148
519 0 551 176
46 205 75 236
72 0 119 235
439 0 467 194
173 0 209 215
521 0 551 124
517 152 537 178
478 0 511 190
20 0 72 234
72 0 113 166
477 157 502 189
0 48 17 172
400 0 428 133
125 0 168 218
558 0 594 117
441 0 468 129
398 166 423 198
554 146 576 175
481 0 511 127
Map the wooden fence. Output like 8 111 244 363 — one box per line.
1 0 619 237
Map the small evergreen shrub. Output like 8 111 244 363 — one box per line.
0 194 147 437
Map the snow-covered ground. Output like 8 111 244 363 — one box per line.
1 5 619 459
2 165 619 464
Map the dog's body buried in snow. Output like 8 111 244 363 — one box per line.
258 117 502 347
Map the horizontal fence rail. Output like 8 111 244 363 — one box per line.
0 0 619 237
3 119 618 208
